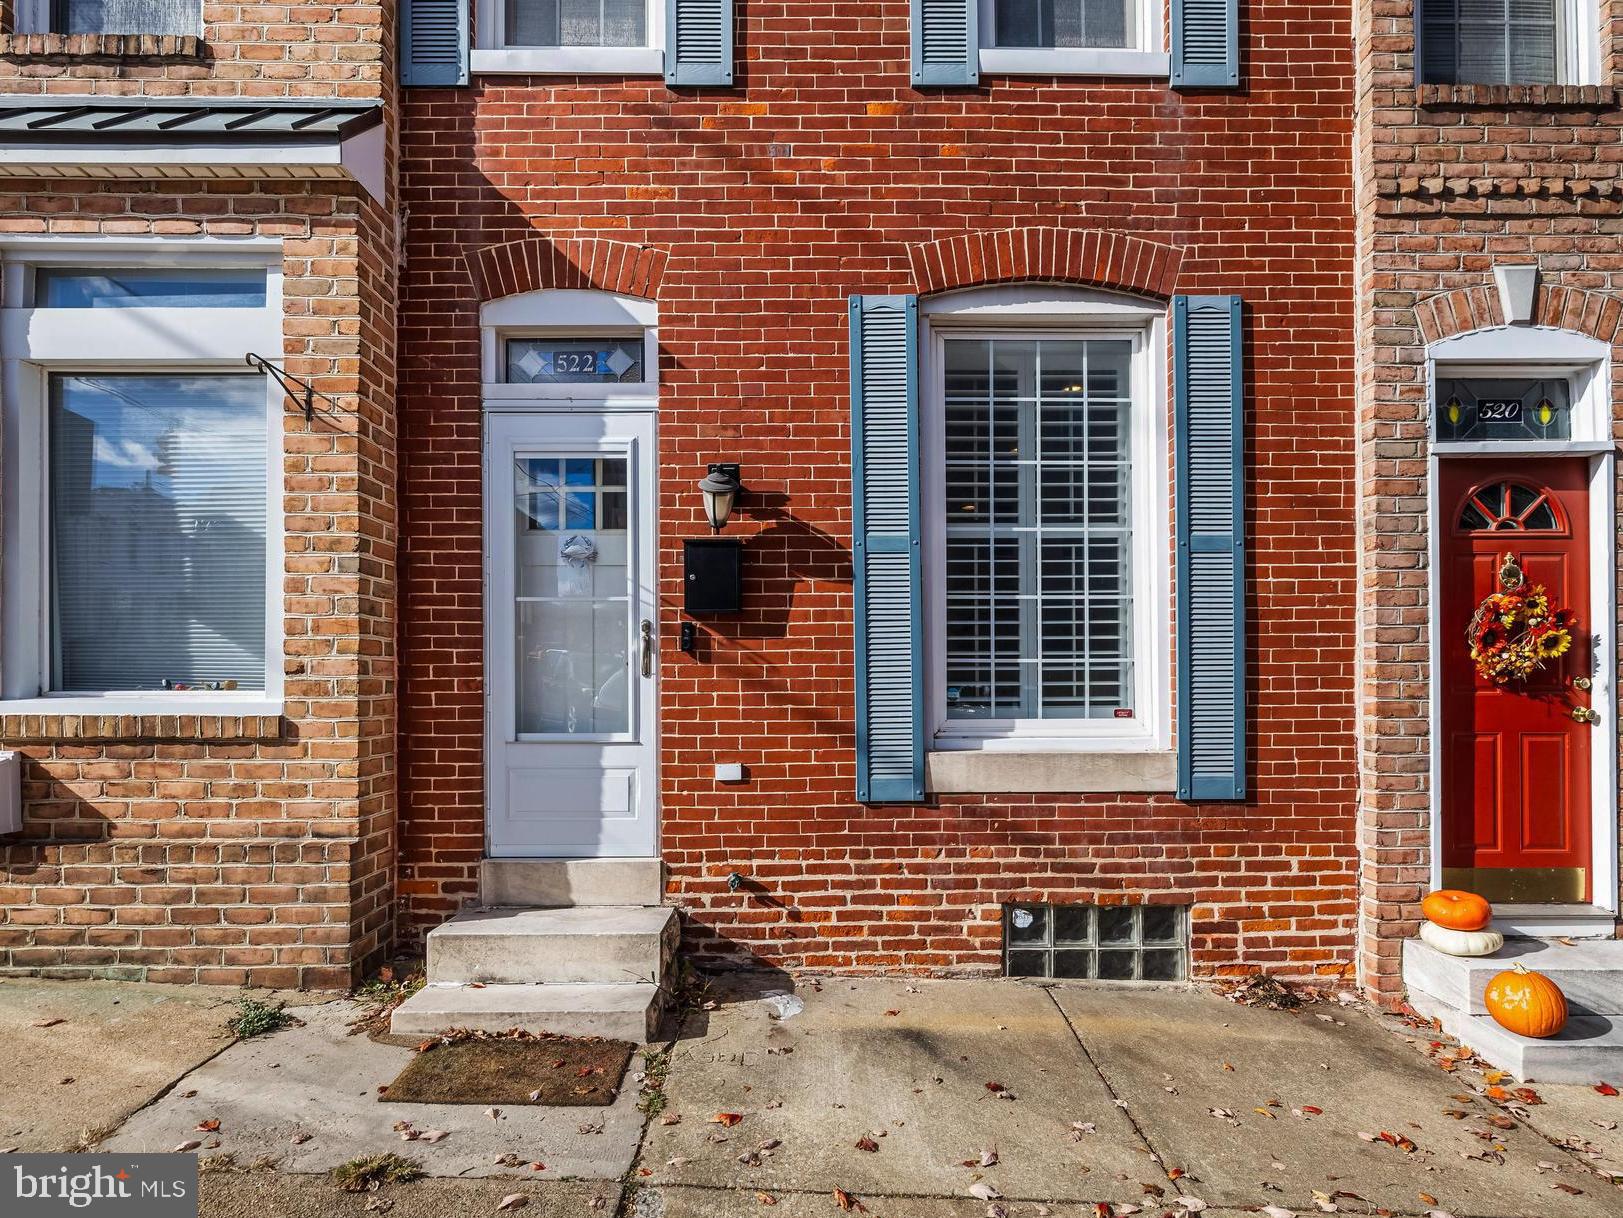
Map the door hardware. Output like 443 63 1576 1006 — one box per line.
1571 706 1599 725
640 619 654 677
1573 676 1593 691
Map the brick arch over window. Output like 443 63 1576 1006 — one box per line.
466 237 669 303
907 228 1184 299
1416 283 1623 346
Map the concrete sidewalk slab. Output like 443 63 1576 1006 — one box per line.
0 978 235 1152
103 1000 645 1181
642 977 1161 1209
199 1171 620 1217
636 1187 1261 1218
1051 984 1615 1218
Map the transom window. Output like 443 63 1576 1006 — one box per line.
505 337 645 386
1418 0 1590 85
35 267 266 309
942 337 1135 722
1435 377 1572 442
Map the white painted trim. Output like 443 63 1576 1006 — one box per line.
0 696 284 717
922 287 1171 753
978 48 1169 76
1423 333 1617 915
0 130 386 204
0 241 286 704
481 292 657 331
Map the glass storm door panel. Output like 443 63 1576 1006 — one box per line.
485 412 657 858
1437 457 1593 904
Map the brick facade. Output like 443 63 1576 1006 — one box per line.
0 1 400 986
397 1 1362 979
1354 0 1623 1001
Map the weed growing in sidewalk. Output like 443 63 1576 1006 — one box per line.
332 1153 424 1193
227 997 294 1039
637 1047 671 1118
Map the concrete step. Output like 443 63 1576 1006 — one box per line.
1404 936 1623 1016
1409 989 1623 1085
426 906 678 986
390 982 664 1042
481 858 664 908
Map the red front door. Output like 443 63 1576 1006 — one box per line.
1438 458 1594 904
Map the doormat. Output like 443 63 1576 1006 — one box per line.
381 1030 635 1107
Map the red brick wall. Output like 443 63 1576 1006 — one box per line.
398 0 1361 978
1353 0 1623 1001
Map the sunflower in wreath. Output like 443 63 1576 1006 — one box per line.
1467 553 1579 685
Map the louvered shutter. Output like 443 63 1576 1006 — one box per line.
1174 295 1246 801
912 0 978 87
850 295 926 803
401 0 468 86
666 0 734 86
1171 0 1239 87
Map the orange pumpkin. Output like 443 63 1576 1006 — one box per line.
1422 889 1492 931
1484 963 1568 1039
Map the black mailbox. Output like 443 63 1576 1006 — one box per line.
684 538 743 615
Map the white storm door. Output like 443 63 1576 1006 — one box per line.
485 411 658 858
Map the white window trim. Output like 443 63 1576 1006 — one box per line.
471 0 664 75
977 0 1170 77
1423 328 1619 918
921 286 1171 754
480 289 659 404
1413 0 1600 87
14 0 203 36
0 237 286 715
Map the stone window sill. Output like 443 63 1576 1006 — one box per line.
926 749 1177 794
0 33 204 59
0 698 284 742
1414 83 1618 108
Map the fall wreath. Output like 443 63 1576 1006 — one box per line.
1467 553 1577 685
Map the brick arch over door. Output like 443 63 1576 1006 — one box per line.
908 227 1184 299
466 237 670 303
1417 283 1623 346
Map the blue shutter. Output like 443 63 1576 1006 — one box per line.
1174 295 1246 801
666 0 734 86
1172 0 1239 87
850 295 926 803
912 0 978 87
401 0 468 86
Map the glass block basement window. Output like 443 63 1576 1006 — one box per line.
1004 903 1187 981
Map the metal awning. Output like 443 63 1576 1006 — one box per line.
0 97 386 200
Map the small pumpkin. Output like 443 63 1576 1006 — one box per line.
1419 920 1504 958
1422 889 1493 931
1484 963 1568 1039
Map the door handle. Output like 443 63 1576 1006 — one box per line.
1572 706 1600 725
640 619 654 678
1573 677 1594 692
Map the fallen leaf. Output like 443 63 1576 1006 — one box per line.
1419 1193 1438 1205
1595 1082 1619 1097
984 1082 1006 1094
854 1136 880 1154
495 1195 528 1212
1259 1208 1297 1218
420 1130 449 1144
713 1113 744 1127
1482 1070 1509 1084
883 1010 900 1017
1513 1087 1543 1105
1300 1105 1323 1116
1174 1201 1208 1214
173 1141 201 1153
196 1119 220 1133
833 1187 864 1212
756 1193 777 1206
979 1149 998 1167
290 1132 312 1145
31 1018 64 1028
1552 1182 1584 1195
485 1107 502 1120
968 1182 1002 1201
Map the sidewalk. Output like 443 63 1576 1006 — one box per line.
3 973 1622 1217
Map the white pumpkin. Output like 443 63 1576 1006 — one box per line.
1420 920 1504 957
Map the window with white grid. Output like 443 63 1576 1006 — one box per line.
942 337 1136 723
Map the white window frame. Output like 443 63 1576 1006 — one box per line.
14 0 203 35
0 237 286 716
481 289 659 406
922 286 1171 755
978 0 1170 78
1414 0 1600 87
471 0 664 75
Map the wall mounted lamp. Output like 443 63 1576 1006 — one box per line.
699 463 744 532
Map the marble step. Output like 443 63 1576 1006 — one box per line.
1404 936 1623 1016
1409 988 1623 1085
426 906 678 986
390 982 663 1042
480 858 664 908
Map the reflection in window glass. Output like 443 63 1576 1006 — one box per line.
53 0 197 36
513 454 631 736
505 0 646 47
49 373 266 691
1419 0 1559 85
994 0 1135 48
944 337 1134 721
506 337 645 385
37 267 267 309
